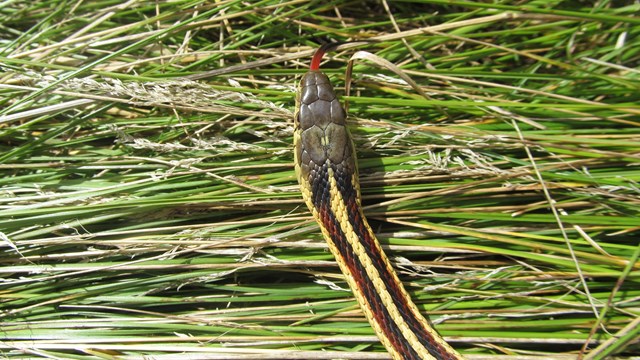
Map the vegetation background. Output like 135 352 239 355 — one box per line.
1 0 638 359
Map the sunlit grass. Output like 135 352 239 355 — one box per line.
1 1 639 359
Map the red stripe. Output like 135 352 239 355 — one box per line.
317 202 421 359
343 194 456 359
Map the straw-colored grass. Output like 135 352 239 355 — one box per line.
1 1 638 359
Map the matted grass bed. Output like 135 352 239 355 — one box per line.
1 1 639 359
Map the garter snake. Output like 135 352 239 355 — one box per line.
293 45 464 360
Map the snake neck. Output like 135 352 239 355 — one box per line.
297 160 462 360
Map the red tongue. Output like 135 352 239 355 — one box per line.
310 43 340 70
309 45 327 71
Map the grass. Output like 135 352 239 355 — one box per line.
1 1 639 359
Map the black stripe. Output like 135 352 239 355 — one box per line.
333 165 454 359
311 162 422 360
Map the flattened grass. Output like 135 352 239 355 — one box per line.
1 1 638 359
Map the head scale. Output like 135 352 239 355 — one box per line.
294 44 357 192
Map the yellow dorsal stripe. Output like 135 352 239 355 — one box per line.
327 168 436 360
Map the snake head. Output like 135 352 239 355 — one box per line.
294 71 355 183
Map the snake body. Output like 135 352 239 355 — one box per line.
293 47 464 360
